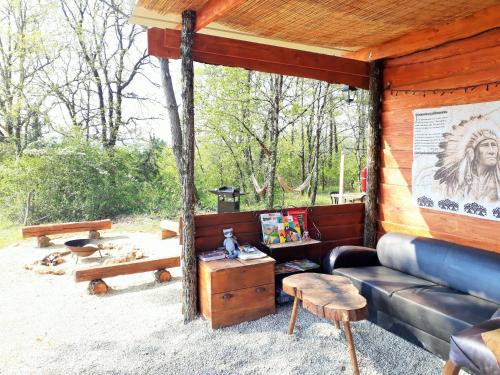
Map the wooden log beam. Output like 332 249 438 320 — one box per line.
148 28 370 89
180 10 198 323
22 219 112 238
175 0 246 32
74 256 181 282
346 4 500 61
364 61 383 248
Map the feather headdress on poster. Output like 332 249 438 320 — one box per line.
434 114 500 200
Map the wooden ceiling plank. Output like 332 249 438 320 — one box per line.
148 28 370 89
174 0 247 31
346 4 500 61
195 0 247 31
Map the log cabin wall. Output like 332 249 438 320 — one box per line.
193 203 364 263
380 29 500 253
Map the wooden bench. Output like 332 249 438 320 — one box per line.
160 220 179 240
74 256 180 295
330 193 365 205
22 219 112 247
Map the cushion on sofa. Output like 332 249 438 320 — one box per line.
389 285 499 342
333 266 436 312
376 233 500 304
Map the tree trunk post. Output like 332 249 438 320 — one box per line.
180 9 198 323
364 61 383 248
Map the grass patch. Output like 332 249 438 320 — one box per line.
0 222 22 249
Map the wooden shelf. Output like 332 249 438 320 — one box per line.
263 239 321 250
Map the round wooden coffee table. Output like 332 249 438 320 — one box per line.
283 273 368 375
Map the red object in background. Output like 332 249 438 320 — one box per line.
361 166 367 192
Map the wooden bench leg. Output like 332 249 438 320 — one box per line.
443 360 460 375
154 269 172 283
88 230 101 240
88 279 108 295
37 235 51 248
288 294 300 335
343 321 360 375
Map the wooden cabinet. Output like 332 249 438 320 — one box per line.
198 257 276 329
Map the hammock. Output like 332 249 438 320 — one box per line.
278 174 312 193
251 174 268 196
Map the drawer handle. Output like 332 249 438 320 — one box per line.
255 287 266 293
222 293 232 300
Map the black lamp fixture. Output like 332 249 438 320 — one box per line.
342 85 357 104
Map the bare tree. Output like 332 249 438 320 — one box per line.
57 0 152 147
0 0 54 156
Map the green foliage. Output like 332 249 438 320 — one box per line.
0 134 180 224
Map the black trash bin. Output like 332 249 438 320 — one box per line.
210 186 245 213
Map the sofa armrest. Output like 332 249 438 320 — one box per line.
322 245 379 274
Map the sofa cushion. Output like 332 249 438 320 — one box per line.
390 285 499 342
333 266 436 313
376 232 500 304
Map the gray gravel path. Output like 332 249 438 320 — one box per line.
0 234 459 375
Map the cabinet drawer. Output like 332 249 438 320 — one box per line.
210 263 274 294
211 283 274 312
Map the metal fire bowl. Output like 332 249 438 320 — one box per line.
64 239 100 257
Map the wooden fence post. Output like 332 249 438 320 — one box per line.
180 9 197 322
364 61 383 248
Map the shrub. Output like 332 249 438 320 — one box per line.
0 136 181 224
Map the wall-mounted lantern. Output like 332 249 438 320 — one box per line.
342 85 357 104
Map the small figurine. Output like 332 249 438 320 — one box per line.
302 230 310 241
223 228 239 258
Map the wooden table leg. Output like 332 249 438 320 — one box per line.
443 360 460 375
335 320 340 329
288 294 300 335
343 321 360 375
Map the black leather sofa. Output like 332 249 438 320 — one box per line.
323 232 500 362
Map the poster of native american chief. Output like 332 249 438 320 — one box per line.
412 101 500 221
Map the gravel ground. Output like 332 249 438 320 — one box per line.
1 232 458 375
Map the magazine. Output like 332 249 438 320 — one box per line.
274 259 320 274
284 214 302 242
288 259 319 271
198 250 226 261
260 213 286 244
275 263 300 275
287 209 308 233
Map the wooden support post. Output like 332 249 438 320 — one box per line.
154 269 172 283
180 10 198 323
339 153 345 204
37 235 51 248
364 61 383 248
88 279 108 295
